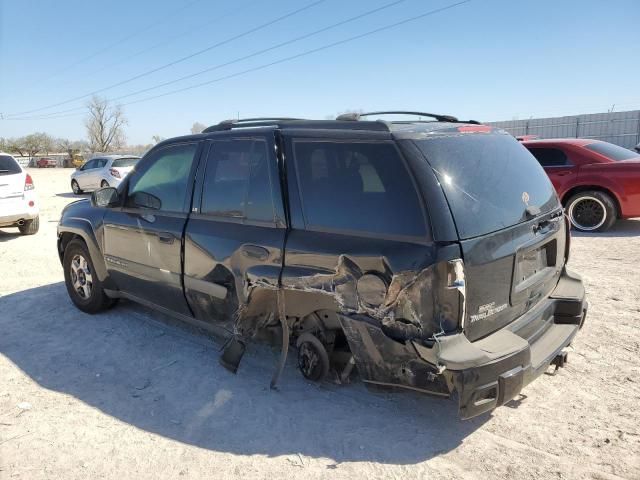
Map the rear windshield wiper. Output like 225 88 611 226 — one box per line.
525 205 541 218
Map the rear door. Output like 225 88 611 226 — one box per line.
413 133 566 341
183 132 286 328
102 142 201 316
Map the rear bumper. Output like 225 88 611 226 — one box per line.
0 196 39 227
340 267 586 419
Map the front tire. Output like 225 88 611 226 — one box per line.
71 180 82 195
566 191 617 232
18 216 39 235
63 239 114 313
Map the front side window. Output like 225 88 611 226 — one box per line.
293 140 427 238
127 143 198 212
83 159 97 170
201 139 275 222
528 147 570 167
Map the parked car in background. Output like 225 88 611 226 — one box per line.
70 155 140 194
0 153 39 234
634 142 640 154
57 114 586 419
522 139 640 232
36 157 57 168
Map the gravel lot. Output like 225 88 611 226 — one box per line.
1 168 639 480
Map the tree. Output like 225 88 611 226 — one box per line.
6 137 27 156
21 132 53 158
191 122 206 134
0 137 7 152
151 135 165 144
58 138 88 157
85 96 127 152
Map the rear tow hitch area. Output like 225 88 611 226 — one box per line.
549 349 569 375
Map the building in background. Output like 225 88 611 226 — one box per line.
487 110 640 150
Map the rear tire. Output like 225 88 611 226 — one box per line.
63 239 114 313
566 190 617 232
71 180 82 195
18 216 39 235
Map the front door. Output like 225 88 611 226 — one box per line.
102 142 202 316
183 133 286 329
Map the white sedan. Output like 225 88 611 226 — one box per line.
70 155 140 194
0 153 39 235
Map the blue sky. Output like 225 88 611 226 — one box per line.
1 0 639 144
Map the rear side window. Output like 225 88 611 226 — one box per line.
127 143 198 212
292 140 426 238
527 147 570 167
0 155 21 175
201 139 276 223
112 157 139 168
584 142 640 161
415 134 558 239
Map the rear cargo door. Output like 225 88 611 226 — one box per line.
0 155 25 207
414 132 566 341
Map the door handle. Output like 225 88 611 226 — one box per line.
241 245 269 260
556 171 571 177
158 232 175 245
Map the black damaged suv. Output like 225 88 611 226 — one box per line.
58 112 587 419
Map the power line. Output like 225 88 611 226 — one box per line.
80 0 261 81
6 0 327 118
24 0 205 88
4 0 474 122
14 0 410 120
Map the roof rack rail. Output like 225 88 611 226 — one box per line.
202 117 304 133
336 110 459 123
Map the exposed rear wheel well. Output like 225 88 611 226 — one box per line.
561 186 620 218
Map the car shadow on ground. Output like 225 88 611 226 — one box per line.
0 229 22 242
0 283 490 465
55 192 90 199
572 218 640 238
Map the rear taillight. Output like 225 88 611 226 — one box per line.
445 258 466 331
24 174 34 191
110 168 121 178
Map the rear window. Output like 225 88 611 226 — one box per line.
112 157 139 168
0 155 21 175
293 140 427 239
584 142 640 161
414 134 558 239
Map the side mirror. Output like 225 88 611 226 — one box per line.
91 187 120 208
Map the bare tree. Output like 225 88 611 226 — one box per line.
85 96 127 152
191 122 206 134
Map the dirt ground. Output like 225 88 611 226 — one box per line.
0 168 638 480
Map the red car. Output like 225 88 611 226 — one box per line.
36 157 57 168
522 139 640 231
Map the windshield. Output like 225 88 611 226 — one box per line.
0 155 21 175
112 157 139 168
584 142 640 161
414 133 558 239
